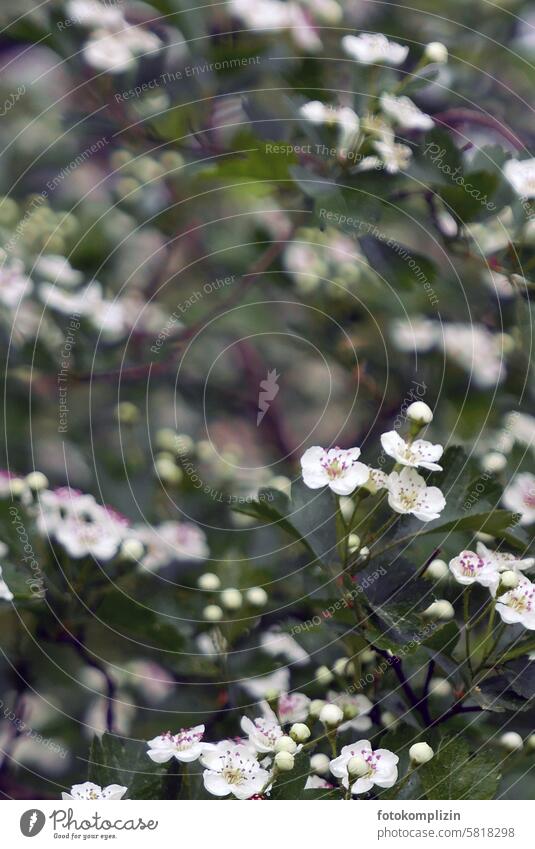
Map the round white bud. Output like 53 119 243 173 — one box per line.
333 657 351 677
9 478 27 497
315 665 334 686
274 750 295 771
500 570 520 590
482 452 507 474
359 546 370 559
203 604 223 622
275 735 297 754
221 588 243 610
360 649 376 664
115 401 139 424
347 533 361 554
429 677 452 698
406 401 433 424
155 456 182 484
155 428 177 451
310 753 330 775
424 42 448 63
409 742 434 764
423 599 455 620
197 572 221 591
347 755 369 777
245 586 268 607
425 559 449 581
308 699 326 719
290 723 311 743
381 711 398 729
25 471 48 492
342 702 359 720
500 732 523 751
319 703 344 727
526 734 535 751
120 537 144 561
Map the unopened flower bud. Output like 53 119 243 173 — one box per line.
482 452 507 474
347 755 369 777
500 732 523 751
409 742 434 764
424 42 448 64
526 734 535 751
25 471 48 492
246 586 268 607
197 572 220 591
221 588 243 610
423 599 454 621
315 665 334 686
9 478 27 498
381 711 398 729
407 401 433 425
342 702 359 720
203 604 223 622
333 657 351 677
275 736 297 754
120 537 144 561
425 559 449 581
500 570 520 590
319 703 343 727
429 677 452 697
274 750 295 771
115 401 139 424
308 699 326 719
290 723 311 743
310 753 330 775
155 456 182 484
360 649 376 664
347 533 361 554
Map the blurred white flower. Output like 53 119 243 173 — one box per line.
300 101 360 151
390 317 438 352
342 33 409 65
329 740 398 794
380 431 443 471
84 23 162 75
442 323 505 387
62 781 127 800
301 446 369 495
503 473 535 525
0 565 13 602
373 139 413 173
260 627 309 666
201 741 269 799
477 541 534 574
147 726 211 763
35 255 83 288
503 158 535 198
0 258 33 308
386 467 445 521
506 412 535 449
380 94 434 130
327 691 373 732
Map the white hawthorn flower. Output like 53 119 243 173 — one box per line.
503 158 535 198
503 473 535 525
201 741 270 800
35 255 83 288
61 782 127 800
448 550 500 590
496 577 535 629
300 101 360 153
84 23 162 75
477 541 534 574
386 467 445 521
240 716 283 753
373 139 413 174
301 446 369 495
342 33 409 66
379 93 434 130
54 502 128 560
0 258 33 308
0 565 13 602
329 740 398 794
146 726 212 763
380 431 443 471
305 774 333 789
262 691 311 725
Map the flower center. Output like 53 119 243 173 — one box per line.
222 767 245 786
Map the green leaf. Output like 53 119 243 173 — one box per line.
234 481 340 567
88 734 169 799
420 738 500 799
96 592 184 651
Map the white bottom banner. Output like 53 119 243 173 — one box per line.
1 799 531 848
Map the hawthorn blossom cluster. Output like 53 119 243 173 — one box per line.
449 543 535 630
0 473 208 579
300 412 446 523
